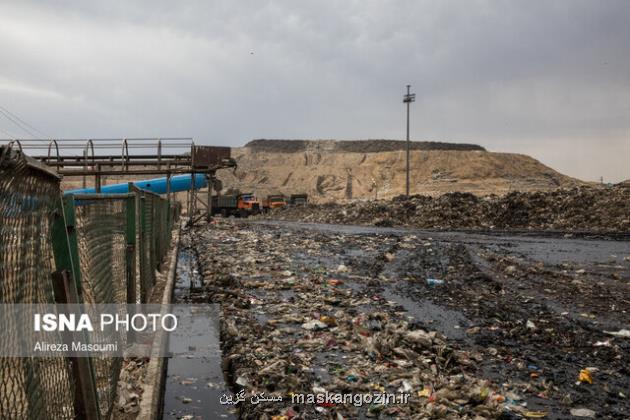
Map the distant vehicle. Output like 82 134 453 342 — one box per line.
289 194 308 206
212 193 261 217
262 194 288 212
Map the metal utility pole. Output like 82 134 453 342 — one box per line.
403 85 415 196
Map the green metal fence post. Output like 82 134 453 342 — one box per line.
138 189 147 303
155 198 161 267
151 196 157 272
125 194 136 304
153 196 158 271
52 196 83 298
50 194 101 420
162 199 168 260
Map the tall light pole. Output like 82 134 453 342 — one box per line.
403 85 415 196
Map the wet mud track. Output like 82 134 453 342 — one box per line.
192 219 629 419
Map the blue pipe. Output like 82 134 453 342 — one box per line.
64 174 208 195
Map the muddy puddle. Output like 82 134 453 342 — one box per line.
162 247 234 420
381 287 470 340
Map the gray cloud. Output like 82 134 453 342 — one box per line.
0 0 628 182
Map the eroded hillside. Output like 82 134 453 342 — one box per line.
216 139 580 202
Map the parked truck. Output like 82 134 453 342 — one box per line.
262 194 288 212
289 193 308 206
212 193 261 217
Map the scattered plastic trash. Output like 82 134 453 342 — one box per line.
578 369 593 384
319 315 337 326
186 217 629 418
605 329 630 338
426 278 444 286
235 376 250 387
301 320 328 331
417 387 432 398
523 411 547 418
180 378 197 386
336 264 348 273
570 408 596 418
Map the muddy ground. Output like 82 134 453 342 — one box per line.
190 219 629 419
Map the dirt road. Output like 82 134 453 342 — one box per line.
189 219 629 419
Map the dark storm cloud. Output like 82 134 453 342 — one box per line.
0 0 628 181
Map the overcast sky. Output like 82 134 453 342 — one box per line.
1 0 628 182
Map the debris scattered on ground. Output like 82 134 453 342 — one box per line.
190 218 630 418
113 359 147 418
263 186 630 232
570 407 597 417
426 278 444 286
605 329 630 338
578 369 593 384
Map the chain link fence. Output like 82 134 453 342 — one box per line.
73 196 130 419
1 145 76 419
0 145 180 419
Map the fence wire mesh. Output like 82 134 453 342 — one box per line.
140 194 155 301
0 146 76 419
74 198 129 419
75 199 128 304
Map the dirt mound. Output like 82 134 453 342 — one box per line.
264 186 630 232
218 140 581 202
245 139 485 153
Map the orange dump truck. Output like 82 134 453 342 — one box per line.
237 193 261 216
262 194 288 212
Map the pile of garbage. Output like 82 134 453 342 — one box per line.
266 186 630 232
113 359 147 418
186 210 630 418
192 220 519 418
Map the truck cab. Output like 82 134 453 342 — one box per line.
262 194 287 212
237 193 261 215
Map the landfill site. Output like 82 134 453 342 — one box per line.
169 140 628 420
4 2 630 419
1 137 629 420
